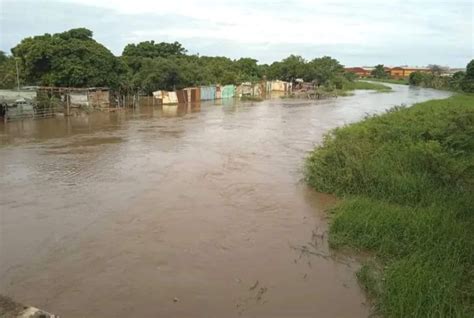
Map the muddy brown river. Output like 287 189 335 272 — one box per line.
0 85 451 317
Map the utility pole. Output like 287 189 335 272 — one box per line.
15 57 20 91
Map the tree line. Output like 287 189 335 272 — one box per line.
369 62 474 93
0 28 349 95
408 61 474 92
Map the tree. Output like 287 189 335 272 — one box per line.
305 56 344 85
428 64 447 76
449 71 465 90
257 64 269 79
371 64 388 79
461 60 474 93
122 41 187 59
235 58 260 82
278 55 306 82
409 71 428 86
0 54 18 89
132 57 183 94
11 28 124 88
266 61 283 80
263 55 306 81
343 71 357 82
0 51 8 64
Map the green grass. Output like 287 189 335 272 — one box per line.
343 81 392 92
366 78 409 85
305 94 474 317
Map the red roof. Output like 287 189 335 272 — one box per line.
345 67 369 73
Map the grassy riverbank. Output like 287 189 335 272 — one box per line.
365 78 409 85
343 81 392 92
305 94 474 317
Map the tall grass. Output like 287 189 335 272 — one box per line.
305 94 474 317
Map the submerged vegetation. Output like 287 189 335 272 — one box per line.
240 95 264 102
305 94 474 317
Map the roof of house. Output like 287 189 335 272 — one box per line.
344 67 369 73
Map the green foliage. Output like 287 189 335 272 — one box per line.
235 58 261 82
0 51 8 64
6 27 377 94
122 40 187 59
371 64 388 79
408 71 454 90
265 55 306 82
461 59 474 92
305 94 474 317
306 56 344 85
264 55 344 85
131 57 182 93
408 71 425 86
409 60 474 93
0 53 18 89
120 50 263 93
11 28 124 88
343 71 357 82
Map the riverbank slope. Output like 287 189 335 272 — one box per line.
305 94 474 317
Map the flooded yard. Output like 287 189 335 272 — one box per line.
0 85 451 317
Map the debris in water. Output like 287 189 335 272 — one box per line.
256 287 268 302
249 280 259 291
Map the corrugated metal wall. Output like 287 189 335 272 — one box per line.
200 86 216 100
221 85 235 98
176 90 187 104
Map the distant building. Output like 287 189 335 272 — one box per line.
344 67 371 77
441 68 466 76
389 67 430 78
37 87 111 108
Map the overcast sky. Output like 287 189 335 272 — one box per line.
1 0 472 67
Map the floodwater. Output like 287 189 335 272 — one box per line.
0 84 451 317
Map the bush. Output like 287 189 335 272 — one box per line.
305 94 474 317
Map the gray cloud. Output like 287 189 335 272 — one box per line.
0 0 472 67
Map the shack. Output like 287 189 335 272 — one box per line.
293 80 315 91
34 87 111 117
176 90 187 104
200 86 217 101
236 82 253 96
183 87 201 103
221 85 235 98
266 80 292 93
37 87 110 109
0 89 37 120
153 90 178 104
